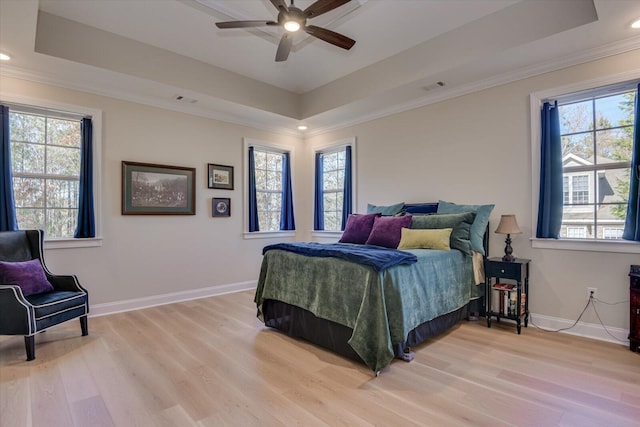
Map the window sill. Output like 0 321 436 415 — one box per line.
311 231 343 239
531 237 640 254
44 237 103 250
243 231 296 240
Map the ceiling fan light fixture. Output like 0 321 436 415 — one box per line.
284 20 301 32
632 18 640 29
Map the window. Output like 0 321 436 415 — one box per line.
2 97 101 248
253 148 284 231
243 138 295 237
313 138 356 233
319 149 346 231
531 75 640 253
557 85 635 240
10 110 80 238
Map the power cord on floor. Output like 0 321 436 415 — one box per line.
529 295 629 343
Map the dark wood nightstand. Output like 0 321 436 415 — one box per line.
485 257 530 334
630 265 640 352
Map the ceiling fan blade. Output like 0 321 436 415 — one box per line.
303 0 351 19
216 20 277 29
304 25 355 50
270 0 289 13
275 33 293 62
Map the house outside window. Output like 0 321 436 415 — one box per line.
9 110 81 238
557 85 636 240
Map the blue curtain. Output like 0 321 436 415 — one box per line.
623 85 640 241
74 118 95 238
0 105 18 231
341 146 353 230
536 101 563 238
248 146 259 232
280 152 295 230
313 152 324 230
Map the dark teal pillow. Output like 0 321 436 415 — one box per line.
410 212 476 255
437 200 494 255
366 202 405 216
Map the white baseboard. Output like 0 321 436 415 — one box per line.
530 313 629 346
89 280 257 317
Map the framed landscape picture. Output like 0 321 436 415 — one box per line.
212 198 231 217
122 161 196 215
208 163 234 190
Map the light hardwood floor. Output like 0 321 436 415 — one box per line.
1 290 639 427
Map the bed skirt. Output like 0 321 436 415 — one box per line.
262 298 478 365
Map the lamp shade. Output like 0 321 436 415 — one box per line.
495 214 522 235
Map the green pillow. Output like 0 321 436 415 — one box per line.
397 227 452 250
437 200 494 255
410 212 476 255
366 202 405 216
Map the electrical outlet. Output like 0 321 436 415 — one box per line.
587 287 598 300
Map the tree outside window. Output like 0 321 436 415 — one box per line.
253 149 283 231
10 111 81 238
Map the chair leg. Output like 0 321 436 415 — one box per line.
80 315 88 336
24 336 35 361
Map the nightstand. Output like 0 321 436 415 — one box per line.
485 257 530 334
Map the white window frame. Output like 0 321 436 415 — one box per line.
311 137 357 239
530 71 640 254
242 137 295 239
1 93 103 250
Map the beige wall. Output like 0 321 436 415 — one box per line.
3 48 639 332
302 49 640 331
1 76 301 307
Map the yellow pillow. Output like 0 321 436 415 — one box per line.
397 227 452 250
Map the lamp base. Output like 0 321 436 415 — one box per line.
502 234 515 262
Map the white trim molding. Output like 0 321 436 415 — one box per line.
529 312 629 346
90 280 257 317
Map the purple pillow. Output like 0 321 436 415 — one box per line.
0 259 54 296
365 215 413 248
339 213 381 244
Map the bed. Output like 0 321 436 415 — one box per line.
254 201 492 374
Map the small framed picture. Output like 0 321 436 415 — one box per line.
208 164 234 190
212 198 231 217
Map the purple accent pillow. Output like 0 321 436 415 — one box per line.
0 259 54 296
365 215 413 248
339 213 381 244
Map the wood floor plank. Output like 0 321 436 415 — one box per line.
1 290 639 427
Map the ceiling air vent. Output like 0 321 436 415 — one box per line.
422 81 445 92
174 95 198 104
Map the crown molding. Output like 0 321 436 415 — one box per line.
305 36 640 137
0 64 302 137
3 35 639 140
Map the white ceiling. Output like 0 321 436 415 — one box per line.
1 0 640 136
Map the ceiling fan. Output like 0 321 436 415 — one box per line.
215 0 356 62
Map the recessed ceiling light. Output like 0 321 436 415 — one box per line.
297 125 308 131
0 53 11 61
632 19 640 29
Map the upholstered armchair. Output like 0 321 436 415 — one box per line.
0 230 89 360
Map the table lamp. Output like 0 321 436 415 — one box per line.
495 214 522 262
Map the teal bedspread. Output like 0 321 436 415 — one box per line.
254 246 477 372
